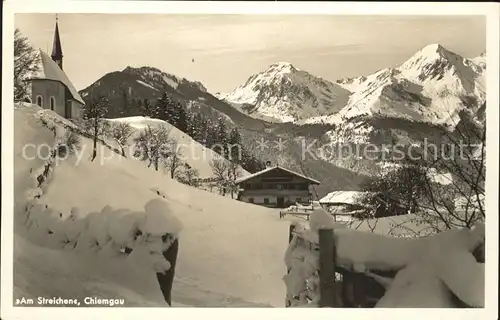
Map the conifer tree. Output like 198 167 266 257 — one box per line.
155 92 170 121
213 118 228 156
176 101 188 133
227 127 242 163
120 90 129 117
141 98 153 117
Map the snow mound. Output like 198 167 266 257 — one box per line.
143 199 183 237
23 198 181 274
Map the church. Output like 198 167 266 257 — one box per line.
27 17 85 119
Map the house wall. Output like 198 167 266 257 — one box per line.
239 190 312 207
70 99 84 119
236 167 318 208
31 79 66 116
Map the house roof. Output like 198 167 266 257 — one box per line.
28 50 85 105
319 191 373 205
234 165 320 185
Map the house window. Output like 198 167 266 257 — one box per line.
36 95 43 107
248 198 254 203
264 198 269 204
50 97 55 111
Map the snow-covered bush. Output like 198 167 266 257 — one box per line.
55 130 81 158
23 198 183 274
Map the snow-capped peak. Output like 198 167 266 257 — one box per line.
218 62 351 123
267 61 299 74
332 43 486 127
398 43 460 78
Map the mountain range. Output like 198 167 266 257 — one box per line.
78 43 487 197
218 44 485 126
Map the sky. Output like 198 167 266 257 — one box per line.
14 14 486 94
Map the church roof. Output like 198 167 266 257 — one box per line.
235 165 321 185
29 50 85 105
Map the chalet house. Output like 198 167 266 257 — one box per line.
26 17 85 119
235 164 320 208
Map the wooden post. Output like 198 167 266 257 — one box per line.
285 224 296 307
288 224 295 243
319 228 336 307
156 238 179 306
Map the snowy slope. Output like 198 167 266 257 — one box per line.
13 104 288 307
218 62 351 123
106 116 249 178
12 105 171 307
333 44 486 126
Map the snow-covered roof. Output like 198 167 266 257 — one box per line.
319 191 372 205
234 165 320 185
28 50 85 105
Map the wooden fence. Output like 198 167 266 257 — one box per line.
286 224 391 308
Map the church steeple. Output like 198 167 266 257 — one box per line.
51 14 63 70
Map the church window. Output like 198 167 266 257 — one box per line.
36 95 43 107
50 97 56 111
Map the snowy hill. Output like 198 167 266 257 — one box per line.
13 104 289 307
106 116 249 179
217 62 351 123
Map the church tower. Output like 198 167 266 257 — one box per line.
51 15 63 70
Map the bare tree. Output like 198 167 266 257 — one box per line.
356 164 427 216
354 106 486 235
163 140 183 179
415 108 486 231
226 161 242 199
14 28 40 102
82 95 110 162
133 124 172 171
175 164 200 187
110 122 134 157
210 158 230 195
